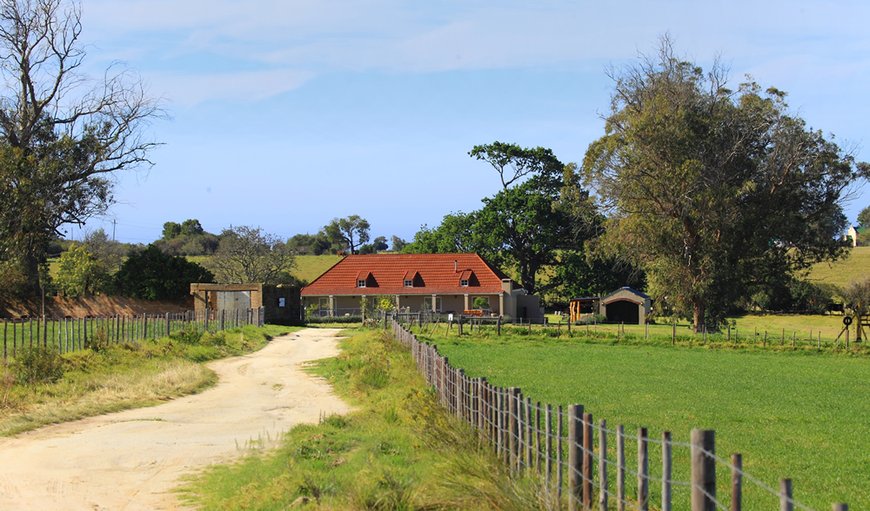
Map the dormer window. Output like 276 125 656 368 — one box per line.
402 270 422 288
459 269 476 287
356 271 376 288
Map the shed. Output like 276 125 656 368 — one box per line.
190 283 302 325
600 287 651 325
568 296 600 324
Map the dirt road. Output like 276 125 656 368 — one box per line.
0 328 350 510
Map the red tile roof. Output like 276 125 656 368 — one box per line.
301 253 511 296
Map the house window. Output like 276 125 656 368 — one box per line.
357 279 366 288
460 279 469 287
404 279 413 287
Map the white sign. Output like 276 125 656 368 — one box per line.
278 297 286 308
448 313 454 322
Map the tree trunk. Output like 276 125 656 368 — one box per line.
692 300 705 333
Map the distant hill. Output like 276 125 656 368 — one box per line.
807 246 870 288
187 254 343 285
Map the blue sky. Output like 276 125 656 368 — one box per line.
69 0 870 244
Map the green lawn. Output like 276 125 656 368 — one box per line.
417 331 869 510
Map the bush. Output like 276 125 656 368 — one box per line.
14 346 64 384
84 327 112 352
115 244 214 300
170 325 203 344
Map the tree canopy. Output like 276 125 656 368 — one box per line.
582 39 868 329
0 0 160 296
115 245 213 301
324 215 370 255
209 226 295 284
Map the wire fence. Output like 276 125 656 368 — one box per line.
389 312 867 355
1 307 265 360
390 319 851 511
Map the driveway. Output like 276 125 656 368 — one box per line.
0 328 351 510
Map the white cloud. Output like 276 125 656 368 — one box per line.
79 1 870 104
147 68 314 106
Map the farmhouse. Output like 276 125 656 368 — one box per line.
300 253 542 320
569 287 652 325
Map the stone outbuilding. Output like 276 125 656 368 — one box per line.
189 283 301 325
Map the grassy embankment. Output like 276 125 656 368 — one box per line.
806 246 870 288
415 328 869 510
0 324 297 436
181 328 550 510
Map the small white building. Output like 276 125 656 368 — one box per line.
846 225 859 247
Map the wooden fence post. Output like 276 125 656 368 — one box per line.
599 419 608 511
546 404 553 486
557 405 563 499
691 429 716 511
832 504 848 511
525 396 533 469
166 312 171 337
583 412 594 509
509 388 520 472
617 425 625 511
567 404 584 511
731 453 742 511
663 431 672 511
536 401 542 473
780 479 793 511
638 427 649 511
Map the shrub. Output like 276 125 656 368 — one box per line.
170 325 203 345
84 327 112 352
14 346 64 384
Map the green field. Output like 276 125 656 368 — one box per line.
807 246 870 288
417 330 869 510
540 312 856 347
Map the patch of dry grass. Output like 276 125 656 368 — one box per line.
0 358 214 436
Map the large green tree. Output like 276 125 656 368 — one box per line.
583 40 868 330
324 215 370 255
115 245 213 301
0 0 159 296
469 143 598 296
404 212 479 254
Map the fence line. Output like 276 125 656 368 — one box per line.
1 307 265 360
393 312 866 355
390 319 850 511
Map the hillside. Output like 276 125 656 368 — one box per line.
806 246 870 288
187 254 343 285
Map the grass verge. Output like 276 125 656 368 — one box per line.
180 328 554 510
0 324 297 436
